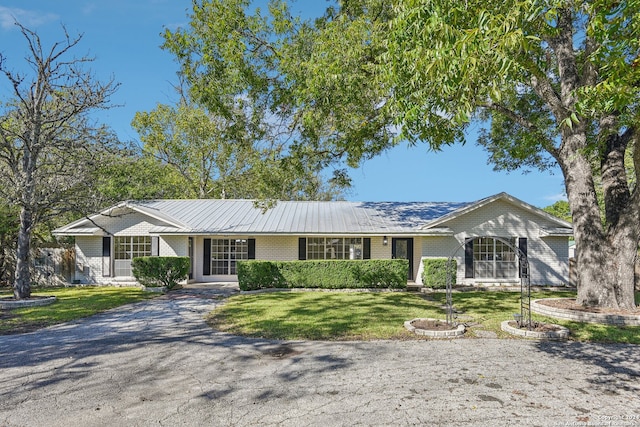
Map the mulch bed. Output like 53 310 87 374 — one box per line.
537 298 640 315
507 320 564 332
410 319 457 331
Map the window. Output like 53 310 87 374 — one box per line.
210 239 249 275
113 236 152 276
473 237 517 279
306 237 363 260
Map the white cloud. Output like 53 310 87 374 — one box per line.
0 6 59 30
544 193 567 202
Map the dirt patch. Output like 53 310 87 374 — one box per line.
263 345 302 359
537 298 640 315
410 319 457 331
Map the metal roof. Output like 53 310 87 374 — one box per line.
130 199 471 235
53 193 574 236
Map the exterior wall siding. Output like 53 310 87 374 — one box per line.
416 200 569 286
73 209 184 284
70 199 569 286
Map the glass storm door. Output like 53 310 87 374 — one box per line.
392 238 414 280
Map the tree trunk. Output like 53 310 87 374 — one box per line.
13 206 33 299
561 133 639 310
575 229 638 310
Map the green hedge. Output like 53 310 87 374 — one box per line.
131 256 190 290
421 258 456 289
237 259 409 291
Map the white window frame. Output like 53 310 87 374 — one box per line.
113 236 152 277
306 237 363 260
473 237 517 279
210 238 249 275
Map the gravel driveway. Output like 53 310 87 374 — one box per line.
1 286 639 426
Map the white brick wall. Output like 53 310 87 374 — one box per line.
256 236 299 261
161 236 188 257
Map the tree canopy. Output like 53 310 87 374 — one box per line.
164 0 639 308
381 0 640 308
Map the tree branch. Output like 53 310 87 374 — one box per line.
547 7 580 108
483 102 560 160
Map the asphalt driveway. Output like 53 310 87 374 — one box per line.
1 286 639 426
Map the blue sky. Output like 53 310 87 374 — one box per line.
0 0 566 207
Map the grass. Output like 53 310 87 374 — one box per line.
207 290 640 344
2 286 637 343
0 286 159 335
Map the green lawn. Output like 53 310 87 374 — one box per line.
0 286 158 335
207 290 640 344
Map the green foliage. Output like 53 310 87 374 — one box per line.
543 200 572 223
160 0 357 199
421 258 456 289
94 152 193 201
237 259 408 291
131 257 190 290
132 101 255 199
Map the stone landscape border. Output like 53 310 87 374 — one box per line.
0 296 57 309
404 318 466 338
500 320 569 341
531 298 640 326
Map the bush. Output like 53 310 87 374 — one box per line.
237 259 409 291
421 258 456 289
131 256 190 290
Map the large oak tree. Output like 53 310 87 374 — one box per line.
382 0 639 309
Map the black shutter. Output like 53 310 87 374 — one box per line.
519 237 528 278
464 238 474 278
203 238 211 275
102 236 111 257
248 238 256 260
298 238 306 260
102 236 111 277
363 238 371 259
151 236 159 256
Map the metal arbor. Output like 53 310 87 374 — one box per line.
444 236 531 328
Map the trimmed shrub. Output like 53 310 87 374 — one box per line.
237 261 286 289
421 258 456 289
237 259 409 291
131 256 190 290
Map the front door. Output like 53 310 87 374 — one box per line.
392 238 414 280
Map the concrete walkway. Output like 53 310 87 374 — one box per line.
1 286 639 426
